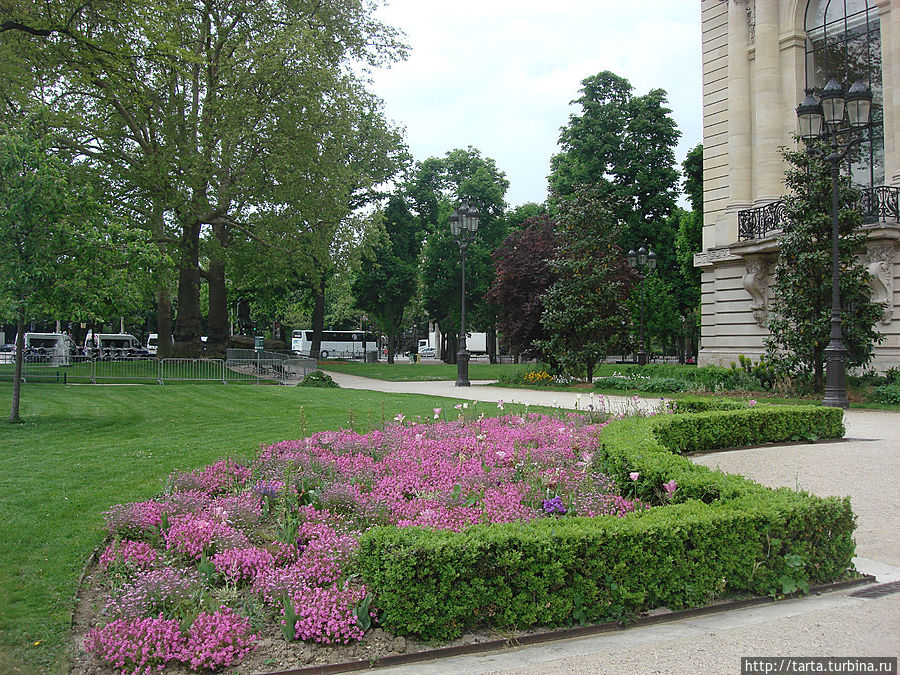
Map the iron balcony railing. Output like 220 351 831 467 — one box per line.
737 185 900 241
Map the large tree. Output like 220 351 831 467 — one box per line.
410 147 510 362
0 120 149 422
353 194 420 363
765 144 883 391
536 186 636 382
486 214 557 360
2 0 406 356
548 70 681 253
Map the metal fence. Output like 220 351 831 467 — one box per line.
0 354 318 385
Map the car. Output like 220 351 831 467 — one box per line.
419 346 436 358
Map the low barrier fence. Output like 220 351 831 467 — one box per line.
0 355 318 385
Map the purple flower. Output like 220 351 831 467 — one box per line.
629 472 640 481
663 480 677 495
542 496 567 515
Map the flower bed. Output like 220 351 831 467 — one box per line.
84 412 642 673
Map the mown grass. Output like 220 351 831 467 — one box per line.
0 382 504 674
319 359 529 381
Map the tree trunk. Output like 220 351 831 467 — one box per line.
386 308 395 364
206 223 228 353
156 284 173 358
9 314 24 423
206 225 228 356
151 208 174 358
310 278 325 360
488 326 497 364
173 220 203 357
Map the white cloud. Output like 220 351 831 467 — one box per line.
369 1 702 207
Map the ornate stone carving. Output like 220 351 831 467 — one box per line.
742 257 770 326
865 245 895 324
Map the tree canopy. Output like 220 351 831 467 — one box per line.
765 144 883 391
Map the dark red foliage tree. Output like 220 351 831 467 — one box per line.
486 215 558 360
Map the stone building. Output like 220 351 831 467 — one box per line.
696 0 900 369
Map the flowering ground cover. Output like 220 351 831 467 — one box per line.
81 410 647 674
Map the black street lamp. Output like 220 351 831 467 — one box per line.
796 76 873 409
626 245 657 366
450 201 480 387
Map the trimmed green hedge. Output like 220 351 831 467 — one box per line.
357 407 853 641
651 406 845 455
665 396 745 413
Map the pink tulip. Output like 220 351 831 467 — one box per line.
663 480 677 495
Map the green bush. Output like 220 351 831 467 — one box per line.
650 406 845 455
593 375 688 393
358 407 854 641
592 376 634 390
298 371 339 388
665 397 744 414
871 384 900 405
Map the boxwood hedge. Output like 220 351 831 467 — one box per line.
357 406 854 641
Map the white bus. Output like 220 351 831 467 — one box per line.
291 330 376 359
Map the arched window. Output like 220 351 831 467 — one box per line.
804 0 884 188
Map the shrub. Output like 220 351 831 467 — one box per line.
299 371 339 388
650 406 845 455
357 407 853 641
871 384 900 405
358 494 853 641
593 375 688 393
664 397 744 414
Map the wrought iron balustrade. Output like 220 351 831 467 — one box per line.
737 200 787 240
737 186 900 241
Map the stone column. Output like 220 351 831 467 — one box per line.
753 0 785 203
728 0 753 209
887 1 900 186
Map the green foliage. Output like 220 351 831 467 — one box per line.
298 371 339 388
353 195 421 361
412 147 510 354
766 144 883 391
665 397 744 414
650 407 845 455
593 376 688 393
358 408 854 641
871 384 900 405
536 185 636 382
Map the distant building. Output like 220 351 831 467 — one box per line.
697 0 899 368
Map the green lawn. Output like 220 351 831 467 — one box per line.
0 382 498 674
320 359 533 381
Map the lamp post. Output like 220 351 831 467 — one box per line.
796 76 872 409
627 246 657 366
450 201 480 387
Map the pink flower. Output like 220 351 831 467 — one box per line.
663 479 677 495
394 413 405 423
629 472 640 481
749 399 757 407
433 408 441 419
497 400 505 410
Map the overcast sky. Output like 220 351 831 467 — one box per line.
366 1 703 208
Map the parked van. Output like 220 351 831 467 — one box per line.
146 333 159 355
22 333 77 364
84 333 149 359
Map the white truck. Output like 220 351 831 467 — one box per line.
418 331 487 358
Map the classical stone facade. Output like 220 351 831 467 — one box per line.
697 0 900 370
